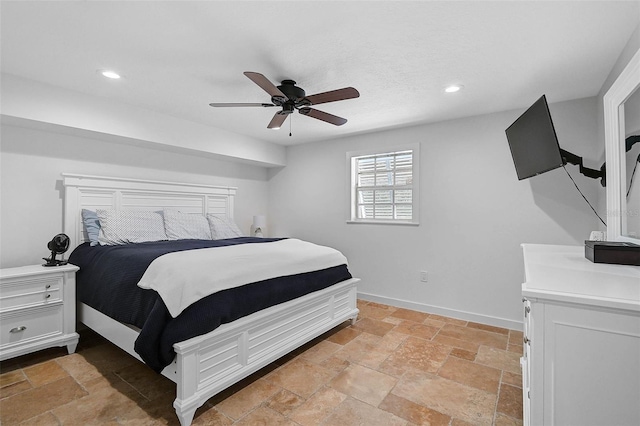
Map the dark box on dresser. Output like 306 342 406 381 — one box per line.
584 241 640 266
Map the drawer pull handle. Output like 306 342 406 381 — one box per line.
45 284 51 289
10 326 27 333
46 294 51 299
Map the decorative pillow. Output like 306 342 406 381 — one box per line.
163 209 211 240
206 214 243 240
96 209 167 245
81 209 101 246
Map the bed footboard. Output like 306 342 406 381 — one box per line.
79 278 359 426
172 277 359 426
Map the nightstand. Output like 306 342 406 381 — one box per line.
0 264 80 361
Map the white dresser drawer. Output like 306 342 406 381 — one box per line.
0 275 63 312
0 306 64 348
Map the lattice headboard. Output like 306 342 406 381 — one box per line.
62 174 237 249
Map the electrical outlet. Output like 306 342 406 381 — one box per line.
420 271 428 282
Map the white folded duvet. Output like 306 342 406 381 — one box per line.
137 238 348 317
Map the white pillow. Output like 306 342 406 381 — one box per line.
97 209 167 245
206 214 243 239
163 209 211 240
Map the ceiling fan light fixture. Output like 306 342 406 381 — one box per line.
444 84 463 93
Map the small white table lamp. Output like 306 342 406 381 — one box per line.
253 215 266 237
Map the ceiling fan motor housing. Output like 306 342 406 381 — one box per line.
272 80 312 111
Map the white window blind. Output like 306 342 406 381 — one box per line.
352 149 415 222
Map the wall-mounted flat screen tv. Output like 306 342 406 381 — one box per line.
505 95 564 180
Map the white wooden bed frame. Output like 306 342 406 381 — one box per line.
62 174 359 426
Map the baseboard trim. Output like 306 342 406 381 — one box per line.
357 291 523 331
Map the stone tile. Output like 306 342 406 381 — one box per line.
0 377 32 398
375 330 408 353
300 339 342 364
0 369 32 399
191 406 234 426
428 314 468 326
114 361 176 401
382 316 403 325
475 346 521 374
379 392 451 426
394 320 440 340
450 347 476 361
330 364 396 406
0 377 87 424
383 336 450 374
268 358 335 398
55 344 137 385
497 384 523 420
289 386 347 426
234 406 298 426
325 326 361 345
495 411 524 426
23 360 69 388
508 344 522 354
52 374 148 425
323 397 407 426
352 317 395 337
501 371 523 388
432 334 480 352
451 418 475 426
334 333 390 368
509 330 524 345
391 308 430 323
467 322 509 335
266 388 305 416
423 318 446 328
393 370 497 424
437 324 508 350
437 356 501 394
0 369 26 388
319 355 350 375
215 377 281 420
358 302 397 320
16 411 61 425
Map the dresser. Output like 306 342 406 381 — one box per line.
521 244 640 426
0 264 79 360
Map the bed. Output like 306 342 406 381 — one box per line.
62 173 359 426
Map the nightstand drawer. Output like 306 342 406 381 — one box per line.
0 306 64 348
0 275 63 312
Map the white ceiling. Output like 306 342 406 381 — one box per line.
1 1 639 146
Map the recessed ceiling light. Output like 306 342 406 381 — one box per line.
100 70 121 79
444 84 463 93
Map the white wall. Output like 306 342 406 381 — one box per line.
0 123 269 268
268 97 603 329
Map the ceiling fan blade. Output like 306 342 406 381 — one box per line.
244 72 287 99
304 87 359 106
209 103 275 107
267 111 288 129
298 107 347 126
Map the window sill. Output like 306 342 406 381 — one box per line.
346 220 419 226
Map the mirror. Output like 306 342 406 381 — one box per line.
624 88 640 238
604 48 640 242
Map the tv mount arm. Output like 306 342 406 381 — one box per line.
560 135 639 188
559 149 606 186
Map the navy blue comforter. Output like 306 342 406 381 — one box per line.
69 238 351 372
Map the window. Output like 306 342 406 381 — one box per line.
347 145 419 225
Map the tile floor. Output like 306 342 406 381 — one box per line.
0 300 524 425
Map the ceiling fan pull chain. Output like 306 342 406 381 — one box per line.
289 114 292 137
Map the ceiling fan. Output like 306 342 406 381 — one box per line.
209 72 360 130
